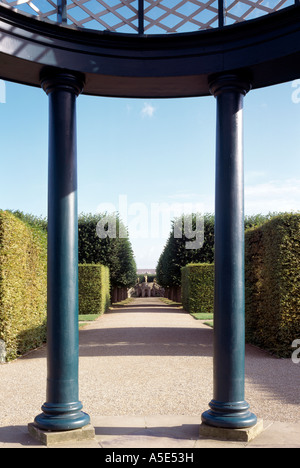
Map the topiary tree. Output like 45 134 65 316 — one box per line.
78 212 136 290
156 213 214 289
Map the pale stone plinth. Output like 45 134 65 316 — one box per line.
199 419 264 442
28 423 95 446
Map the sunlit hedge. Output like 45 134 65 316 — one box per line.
78 264 110 315
245 213 300 357
181 214 300 357
181 263 214 314
78 213 136 290
0 211 47 361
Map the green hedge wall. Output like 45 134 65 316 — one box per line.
0 211 47 361
78 213 137 290
245 213 300 357
78 264 110 315
181 263 214 314
178 214 300 358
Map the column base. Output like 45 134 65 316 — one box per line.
28 422 95 446
199 419 264 442
34 401 91 432
201 399 257 429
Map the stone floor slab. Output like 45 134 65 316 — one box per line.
199 419 264 442
28 423 95 446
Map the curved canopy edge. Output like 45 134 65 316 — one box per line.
0 4 300 97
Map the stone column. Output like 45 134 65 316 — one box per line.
34 69 90 431
201 74 257 429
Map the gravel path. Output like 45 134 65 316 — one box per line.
0 297 299 428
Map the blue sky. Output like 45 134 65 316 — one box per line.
0 79 299 268
12 0 296 34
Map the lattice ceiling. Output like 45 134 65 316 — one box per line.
0 0 295 33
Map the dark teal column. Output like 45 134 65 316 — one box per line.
201 74 257 429
34 69 90 431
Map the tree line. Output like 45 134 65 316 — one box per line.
10 210 282 294
156 212 282 289
10 210 137 290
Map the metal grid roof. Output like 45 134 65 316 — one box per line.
0 0 295 34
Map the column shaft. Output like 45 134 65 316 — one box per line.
34 70 90 431
202 74 257 429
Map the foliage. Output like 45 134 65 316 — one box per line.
156 213 214 288
244 212 283 230
8 210 48 233
78 213 136 289
181 263 214 314
157 210 299 357
191 313 214 320
157 212 282 289
0 211 47 361
0 209 136 359
78 264 110 315
245 213 300 357
9 210 137 289
78 314 100 322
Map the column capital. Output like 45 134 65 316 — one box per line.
208 72 252 97
40 67 85 96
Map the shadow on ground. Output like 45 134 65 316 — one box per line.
78 327 213 357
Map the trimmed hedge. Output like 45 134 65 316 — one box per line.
0 211 47 361
156 214 214 289
78 264 110 315
181 263 214 314
78 213 136 290
181 214 300 358
245 213 300 357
